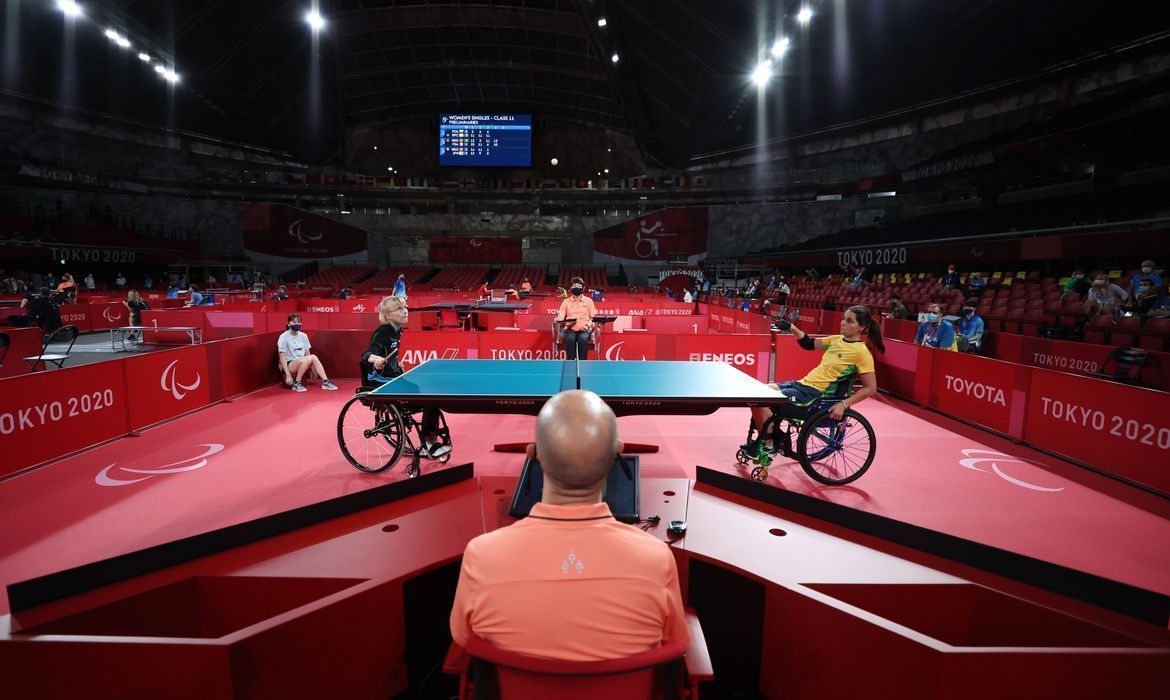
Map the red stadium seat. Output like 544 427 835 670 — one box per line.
1110 315 1142 347
1043 291 1062 302
1063 293 1082 303
1055 301 1085 330
999 308 1025 334
1041 301 1062 327
1138 317 1170 352
1083 314 1114 345
1025 299 1044 310
1019 309 1045 336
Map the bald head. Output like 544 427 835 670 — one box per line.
535 390 619 492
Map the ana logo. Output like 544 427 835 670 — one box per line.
288 219 323 244
605 341 646 362
96 444 225 487
161 359 202 400
944 375 1006 406
352 303 367 313
958 449 1064 492
401 348 461 366
102 306 123 322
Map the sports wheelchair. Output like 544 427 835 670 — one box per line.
736 393 876 486
337 388 452 478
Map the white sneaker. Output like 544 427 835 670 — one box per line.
292 381 307 393
321 379 338 391
427 442 451 459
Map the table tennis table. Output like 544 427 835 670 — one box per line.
363 358 783 417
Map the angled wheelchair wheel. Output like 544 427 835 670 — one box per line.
735 448 750 465
750 466 769 482
337 394 405 473
796 408 876 485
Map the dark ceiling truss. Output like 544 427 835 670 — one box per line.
335 3 588 39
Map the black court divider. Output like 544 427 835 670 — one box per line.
7 463 474 613
695 466 1170 626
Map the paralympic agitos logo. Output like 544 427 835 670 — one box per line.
96 444 225 486
288 219 324 244
161 360 202 400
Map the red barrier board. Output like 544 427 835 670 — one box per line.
139 310 208 343
598 332 670 362
203 311 257 340
211 333 282 398
772 334 828 384
929 350 1031 439
873 340 935 406
326 313 380 331
87 302 130 331
883 318 919 343
0 362 130 475
675 334 771 381
57 304 93 332
477 330 563 361
791 307 822 335
643 316 708 334
123 344 213 431
1024 369 1170 494
0 328 41 378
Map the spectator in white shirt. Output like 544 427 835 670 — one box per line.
278 314 339 393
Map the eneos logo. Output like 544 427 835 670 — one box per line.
688 352 756 366
161 359 202 400
96 444 225 486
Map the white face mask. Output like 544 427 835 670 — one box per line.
1142 266 1153 274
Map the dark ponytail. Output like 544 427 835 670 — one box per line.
848 305 885 355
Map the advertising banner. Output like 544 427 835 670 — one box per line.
87 302 130 331
873 339 934 405
675 334 771 381
592 208 708 262
56 304 92 332
242 203 368 259
0 362 130 475
477 330 562 362
929 350 1031 439
123 345 212 431
429 237 523 264
643 316 709 334
597 332 668 362
1024 369 1170 495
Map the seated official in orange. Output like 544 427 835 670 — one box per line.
450 390 689 662
553 276 597 360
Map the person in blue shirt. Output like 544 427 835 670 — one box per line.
166 284 179 299
914 303 957 351
1130 259 1163 299
393 273 407 298
954 301 985 353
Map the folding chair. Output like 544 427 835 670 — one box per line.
24 325 79 371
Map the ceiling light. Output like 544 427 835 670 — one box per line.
373 145 378 150
604 168 609 174
153 64 166 74
305 10 325 31
797 7 813 24
611 53 620 63
550 158 559 166
597 18 607 27
165 70 180 83
137 52 151 62
771 37 790 58
57 1 82 17
752 60 773 87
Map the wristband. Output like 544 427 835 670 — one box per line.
797 335 816 350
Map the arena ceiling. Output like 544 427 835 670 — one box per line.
3 0 1169 171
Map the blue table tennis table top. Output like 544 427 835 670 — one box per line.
365 359 785 416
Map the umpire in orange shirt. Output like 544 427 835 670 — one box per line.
554 276 598 359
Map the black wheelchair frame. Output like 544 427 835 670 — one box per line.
337 388 452 478
736 394 877 486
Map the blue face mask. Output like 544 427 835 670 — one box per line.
963 309 975 317
927 312 940 323
290 324 302 331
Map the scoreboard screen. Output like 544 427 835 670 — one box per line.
439 114 532 167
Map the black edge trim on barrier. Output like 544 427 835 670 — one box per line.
7 463 474 613
695 466 1170 627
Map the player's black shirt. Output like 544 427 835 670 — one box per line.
360 323 404 380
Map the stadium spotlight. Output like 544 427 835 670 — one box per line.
305 10 325 31
797 6 813 24
550 158 559 166
105 29 131 48
771 36 790 58
604 168 609 174
164 70 180 83
752 59 773 87
611 53 620 63
597 18 607 27
57 1 82 18
153 64 166 75
137 52 151 62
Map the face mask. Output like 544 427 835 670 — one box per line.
571 287 584 296
963 309 975 317
1075 273 1084 279
1142 267 1153 274
290 324 302 331
1094 279 1106 286
927 312 939 323
1139 286 1151 295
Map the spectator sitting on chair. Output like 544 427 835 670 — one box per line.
955 302 985 353
278 314 338 393
775 276 790 303
1130 260 1162 299
182 285 204 307
394 273 407 298
450 389 688 661
1133 280 1162 317
477 280 491 298
274 284 289 301
848 266 868 289
915 303 957 351
83 273 95 291
123 290 149 343
520 278 533 294
554 277 597 360
744 278 761 299
766 275 777 291
1147 286 1170 318
115 272 127 290
144 274 154 290
337 286 352 300
940 265 961 290
888 294 910 320
1085 274 1128 317
683 287 694 304
967 272 987 295
1063 269 1090 299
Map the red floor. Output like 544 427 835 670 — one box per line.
2 379 1169 616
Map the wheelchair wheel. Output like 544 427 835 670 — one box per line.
796 408 876 485
750 466 769 482
337 394 405 473
735 448 750 465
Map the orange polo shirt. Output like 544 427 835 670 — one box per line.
449 501 689 662
521 281 533 292
555 295 598 332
